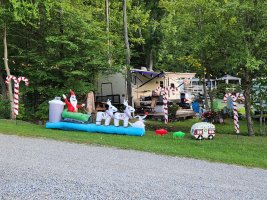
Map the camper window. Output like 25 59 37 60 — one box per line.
160 81 163 87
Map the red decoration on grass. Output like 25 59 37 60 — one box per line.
155 129 168 136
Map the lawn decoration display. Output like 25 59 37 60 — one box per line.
190 122 215 140
63 90 85 112
46 97 145 136
61 109 90 123
114 100 135 127
173 131 185 138
129 114 147 128
48 97 65 123
155 86 176 124
223 93 244 134
5 75 29 118
155 129 168 136
96 99 118 125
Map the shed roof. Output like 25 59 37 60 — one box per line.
217 74 241 81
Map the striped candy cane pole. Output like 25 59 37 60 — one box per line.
155 86 176 124
223 93 240 134
163 89 168 124
155 87 168 124
5 75 29 118
231 94 239 134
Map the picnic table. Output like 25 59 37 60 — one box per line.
176 109 196 119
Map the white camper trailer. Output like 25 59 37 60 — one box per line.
96 68 195 112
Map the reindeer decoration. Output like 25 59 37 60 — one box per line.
96 99 118 126
129 114 147 129
114 100 135 127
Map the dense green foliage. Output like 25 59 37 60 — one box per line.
0 0 267 126
0 119 266 169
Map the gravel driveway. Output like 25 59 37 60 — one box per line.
0 134 266 200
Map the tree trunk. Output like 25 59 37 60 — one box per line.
3 23 15 119
138 27 145 53
59 2 64 58
148 49 153 71
260 99 263 135
123 0 132 105
202 67 209 110
106 0 112 66
207 71 213 111
243 69 254 136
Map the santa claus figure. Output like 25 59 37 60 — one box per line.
63 90 85 112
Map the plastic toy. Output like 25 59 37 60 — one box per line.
173 131 185 138
155 129 168 136
5 75 29 118
190 122 215 140
96 99 118 126
114 100 135 127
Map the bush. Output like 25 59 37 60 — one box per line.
35 101 49 121
0 96 11 119
16 102 26 120
168 104 180 119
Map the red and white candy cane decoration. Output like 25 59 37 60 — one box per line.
5 75 29 118
155 86 176 124
223 93 243 134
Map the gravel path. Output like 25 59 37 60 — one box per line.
0 134 266 200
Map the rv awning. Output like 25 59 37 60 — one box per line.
131 69 164 78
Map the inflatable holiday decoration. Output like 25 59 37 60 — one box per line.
46 96 146 136
96 99 118 126
129 113 147 128
114 100 135 127
5 75 29 118
63 89 85 112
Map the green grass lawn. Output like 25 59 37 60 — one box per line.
0 119 266 169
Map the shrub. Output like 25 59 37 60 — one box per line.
0 95 10 119
168 104 180 119
35 101 49 121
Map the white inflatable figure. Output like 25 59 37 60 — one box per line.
129 114 147 129
114 100 135 127
96 99 118 126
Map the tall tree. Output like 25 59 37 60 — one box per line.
159 0 226 109
221 0 267 136
123 0 132 105
2 22 14 118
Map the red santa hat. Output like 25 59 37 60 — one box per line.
70 89 76 97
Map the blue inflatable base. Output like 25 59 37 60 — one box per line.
46 122 145 136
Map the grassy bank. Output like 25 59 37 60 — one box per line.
0 119 266 169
